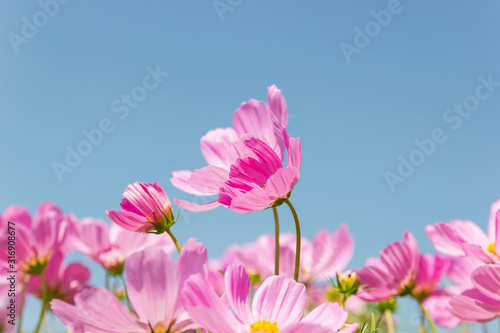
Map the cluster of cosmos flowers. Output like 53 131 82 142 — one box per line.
1 86 499 333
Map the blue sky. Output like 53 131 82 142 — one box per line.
1 1 500 331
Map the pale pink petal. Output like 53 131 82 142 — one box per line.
495 210 500 254
171 170 214 196
110 223 174 257
306 225 354 281
106 209 150 232
450 220 489 246
182 274 245 333
52 287 148 332
301 302 348 331
230 187 271 213
423 290 462 329
449 289 500 322
200 127 238 169
2 205 31 228
287 137 302 170
279 323 332 333
471 265 500 302
189 166 229 195
233 99 277 150
265 167 300 200
268 84 288 129
447 256 483 289
174 198 221 212
224 264 253 326
80 219 111 254
126 247 179 327
426 221 488 256
251 275 306 328
425 223 466 256
488 199 500 239
178 238 208 282
462 243 495 264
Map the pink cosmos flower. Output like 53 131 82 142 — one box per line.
220 226 353 284
423 256 484 328
171 85 290 212
218 136 301 213
425 199 500 263
356 231 419 301
412 254 450 301
71 218 174 274
449 264 500 323
106 182 177 233
182 264 358 333
52 238 208 332
0 203 69 275
26 251 90 304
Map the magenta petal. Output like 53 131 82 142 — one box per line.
182 274 244 333
126 247 179 327
301 302 348 331
200 127 238 169
265 167 300 200
244 137 283 175
251 275 306 328
224 264 253 326
174 199 221 212
380 240 415 287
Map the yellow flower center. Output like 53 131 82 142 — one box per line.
250 320 280 332
487 241 498 255
152 322 168 333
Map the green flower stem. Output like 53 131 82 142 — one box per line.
272 207 280 276
284 199 301 282
166 228 181 253
418 299 438 333
120 274 134 313
34 275 48 333
105 272 110 290
385 308 395 333
16 277 26 333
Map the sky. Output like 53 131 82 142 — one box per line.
1 1 500 332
